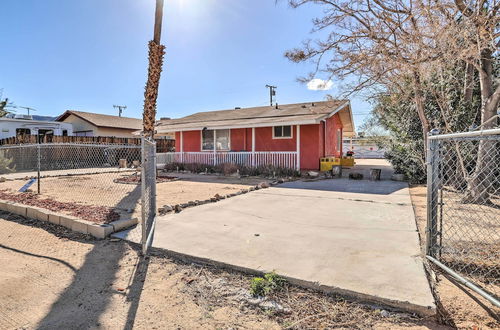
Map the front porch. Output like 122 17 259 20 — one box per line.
157 151 299 170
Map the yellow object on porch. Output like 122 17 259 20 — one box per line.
341 157 355 167
320 157 341 171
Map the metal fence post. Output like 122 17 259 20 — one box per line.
37 144 41 194
426 130 440 257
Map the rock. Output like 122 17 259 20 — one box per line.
210 197 218 202
391 173 406 181
249 186 255 191
259 182 270 189
188 201 196 207
163 205 173 212
307 171 319 177
349 173 364 180
127 208 133 213
277 178 285 183
0 177 6 183
380 310 390 317
174 205 183 213
214 193 222 200
254 185 260 190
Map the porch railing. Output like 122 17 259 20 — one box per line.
157 151 298 169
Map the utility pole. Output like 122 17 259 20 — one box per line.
265 84 277 106
113 105 127 117
142 0 166 139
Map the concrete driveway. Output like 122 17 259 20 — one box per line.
116 178 435 315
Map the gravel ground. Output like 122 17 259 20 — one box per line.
0 172 271 223
0 211 445 329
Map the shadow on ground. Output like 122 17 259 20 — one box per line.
36 184 147 329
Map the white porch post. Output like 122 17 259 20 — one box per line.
180 131 184 163
296 125 300 171
213 130 217 166
251 127 256 167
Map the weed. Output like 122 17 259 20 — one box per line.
250 272 286 297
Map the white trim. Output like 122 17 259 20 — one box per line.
180 131 184 162
272 125 293 139
251 127 255 167
156 118 320 133
296 125 300 170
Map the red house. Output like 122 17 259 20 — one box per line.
155 100 355 171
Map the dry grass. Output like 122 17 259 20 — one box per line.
409 185 500 329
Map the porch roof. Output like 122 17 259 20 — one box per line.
156 100 355 137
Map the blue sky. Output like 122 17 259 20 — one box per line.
1 0 371 129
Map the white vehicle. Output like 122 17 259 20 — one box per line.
0 114 74 139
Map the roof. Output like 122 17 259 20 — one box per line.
56 110 142 130
156 100 355 137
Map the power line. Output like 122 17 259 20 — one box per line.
265 84 277 106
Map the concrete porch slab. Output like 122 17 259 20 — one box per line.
114 179 435 315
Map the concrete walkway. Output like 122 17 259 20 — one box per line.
115 179 435 315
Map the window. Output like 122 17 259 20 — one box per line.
62 130 68 136
273 125 292 139
202 129 230 151
16 128 31 136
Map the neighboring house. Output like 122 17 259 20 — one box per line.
0 115 74 139
155 100 355 171
56 110 142 138
343 137 386 159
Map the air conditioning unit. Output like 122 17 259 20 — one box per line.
13 114 33 120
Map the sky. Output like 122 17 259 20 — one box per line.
0 0 372 129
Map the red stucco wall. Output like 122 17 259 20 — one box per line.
254 126 297 151
174 116 344 170
299 124 322 170
325 113 343 157
175 131 202 152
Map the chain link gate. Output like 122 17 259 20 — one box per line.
141 137 157 255
426 128 500 308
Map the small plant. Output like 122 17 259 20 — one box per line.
250 272 286 297
250 277 268 297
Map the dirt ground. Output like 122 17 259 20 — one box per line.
409 185 500 329
0 172 270 222
0 211 448 329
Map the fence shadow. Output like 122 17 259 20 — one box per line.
36 185 145 329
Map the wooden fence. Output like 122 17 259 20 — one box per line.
0 135 174 152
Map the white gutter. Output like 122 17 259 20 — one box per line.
156 118 320 133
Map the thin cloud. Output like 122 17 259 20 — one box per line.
307 79 333 91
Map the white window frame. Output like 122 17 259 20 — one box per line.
201 129 231 151
272 125 293 139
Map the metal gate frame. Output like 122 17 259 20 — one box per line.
141 137 157 255
426 128 500 308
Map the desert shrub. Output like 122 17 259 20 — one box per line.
164 161 301 178
250 272 286 297
0 150 15 174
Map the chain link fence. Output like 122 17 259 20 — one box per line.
0 143 143 224
141 138 156 254
426 128 500 307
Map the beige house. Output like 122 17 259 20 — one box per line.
56 110 143 138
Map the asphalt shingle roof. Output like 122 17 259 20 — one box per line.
57 110 142 130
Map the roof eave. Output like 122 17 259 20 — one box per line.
156 118 322 133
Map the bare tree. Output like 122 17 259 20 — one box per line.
284 0 451 150
287 0 499 202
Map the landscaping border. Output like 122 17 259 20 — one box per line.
0 199 137 239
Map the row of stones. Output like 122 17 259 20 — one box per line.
0 200 137 239
158 179 288 215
